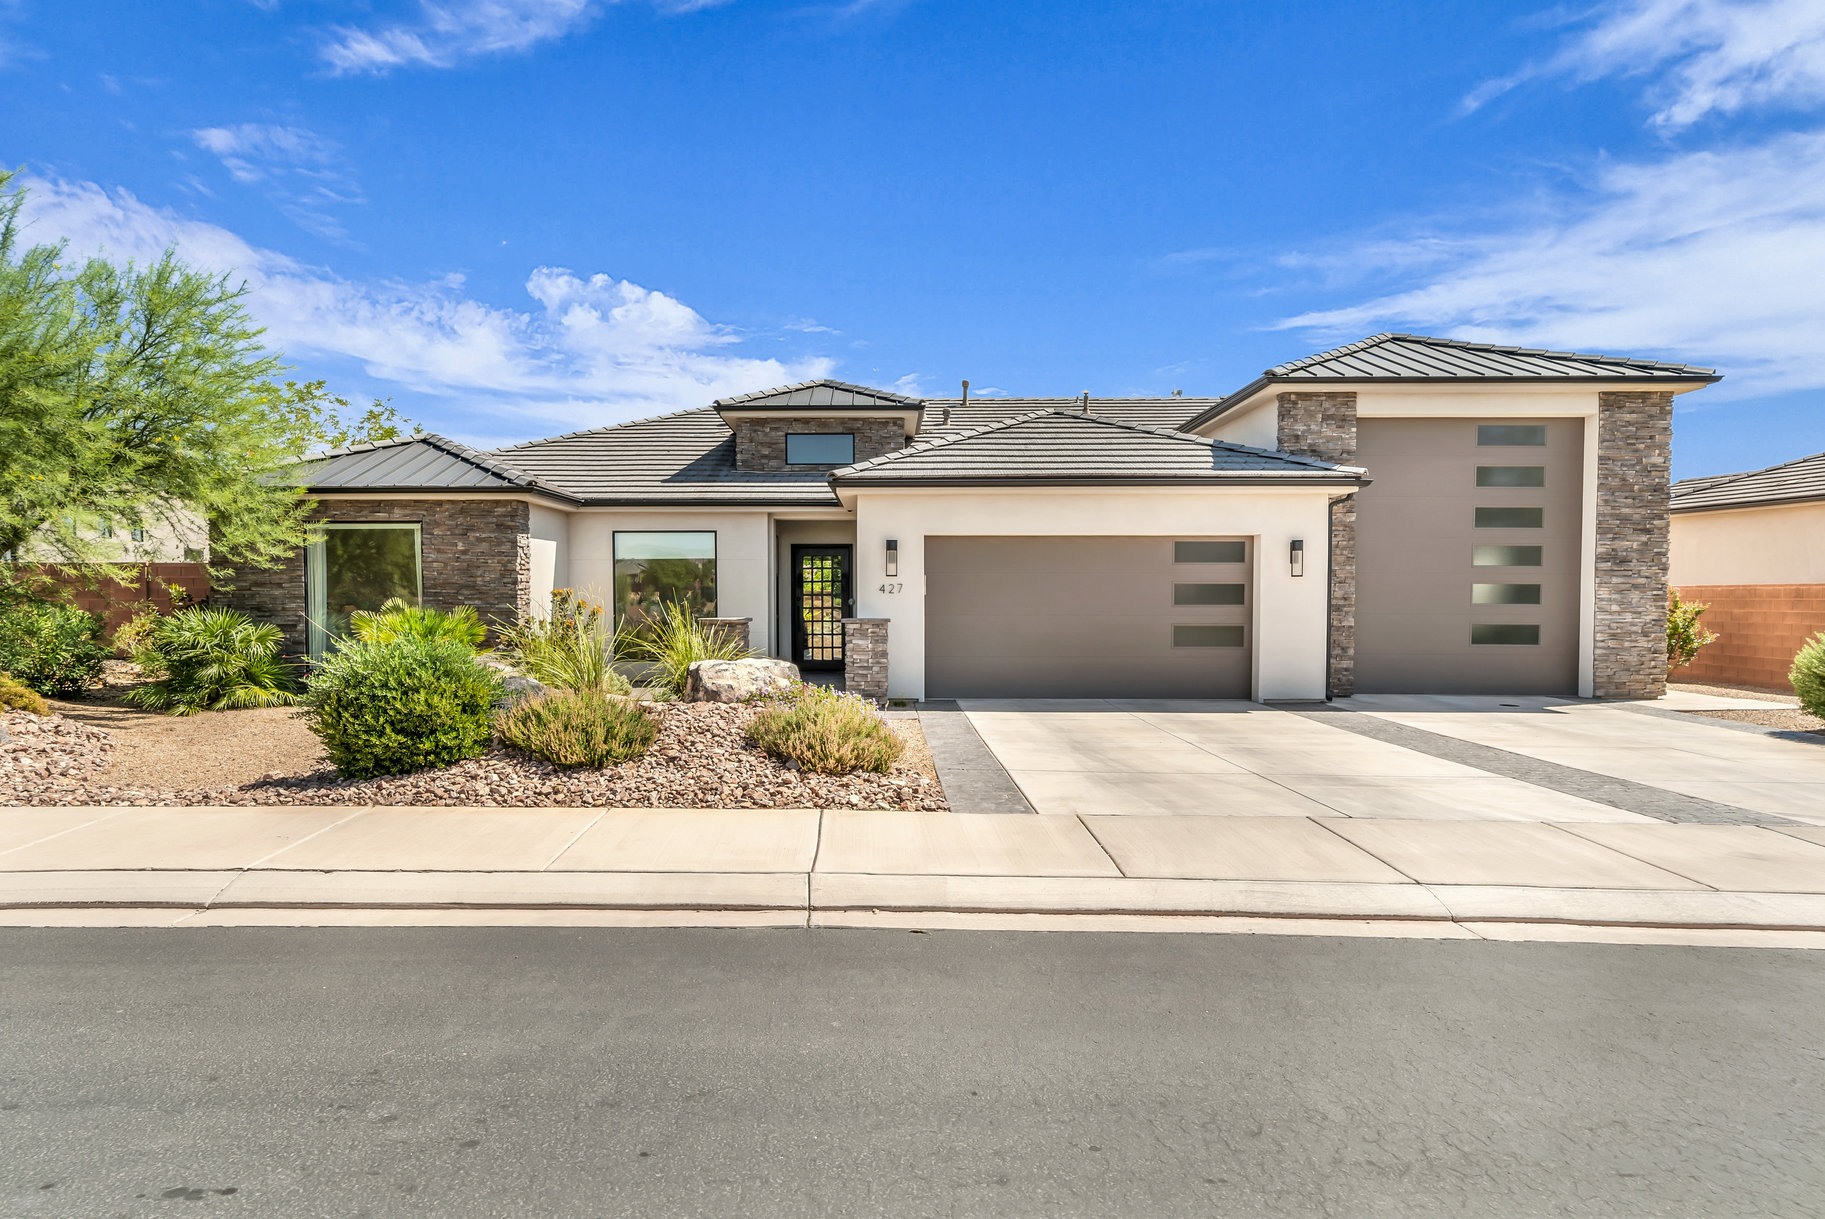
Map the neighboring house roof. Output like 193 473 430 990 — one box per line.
1671 450 1825 512
293 433 580 502
712 379 922 410
830 409 1365 486
488 408 839 506
1183 333 1722 430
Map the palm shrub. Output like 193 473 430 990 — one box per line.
349 597 486 650
746 684 904 775
624 598 754 697
494 588 631 694
497 690 659 768
0 671 50 715
0 599 109 696
1666 588 1719 671
120 606 298 715
300 636 503 778
1791 634 1825 719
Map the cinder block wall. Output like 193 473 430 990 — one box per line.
217 498 532 654
1674 584 1825 690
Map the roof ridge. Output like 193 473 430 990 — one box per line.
1271 332 1719 377
489 405 722 451
712 377 922 408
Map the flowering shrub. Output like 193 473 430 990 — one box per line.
1666 588 1718 671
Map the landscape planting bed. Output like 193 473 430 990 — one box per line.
1 702 946 811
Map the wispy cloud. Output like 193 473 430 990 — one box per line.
317 0 724 74
18 175 835 434
1277 131 1825 394
1467 0 1825 128
190 123 364 241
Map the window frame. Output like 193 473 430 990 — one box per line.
612 529 719 630
784 432 857 467
305 522 424 659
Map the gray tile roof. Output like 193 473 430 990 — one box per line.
917 397 1212 439
712 379 921 410
1184 333 1722 430
488 408 839 505
1671 450 1825 512
295 433 577 500
831 409 1364 485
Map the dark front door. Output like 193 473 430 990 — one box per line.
791 545 853 671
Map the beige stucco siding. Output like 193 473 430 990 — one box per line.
1670 501 1825 587
566 510 774 653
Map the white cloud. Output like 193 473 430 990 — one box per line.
319 0 598 73
17 175 834 432
1275 131 1825 394
191 123 364 241
1470 0 1825 128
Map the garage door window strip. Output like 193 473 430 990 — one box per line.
1173 624 1244 648
1475 506 1544 528
1476 466 1546 487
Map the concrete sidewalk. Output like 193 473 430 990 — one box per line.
4 805 1825 945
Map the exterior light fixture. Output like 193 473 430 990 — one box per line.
885 538 899 577
1289 538 1305 577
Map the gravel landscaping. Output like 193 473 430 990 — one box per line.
2 701 947 810
1670 682 1825 737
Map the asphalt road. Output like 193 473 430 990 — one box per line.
2 928 1823 1218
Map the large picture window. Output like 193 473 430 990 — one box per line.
614 531 716 631
305 523 422 658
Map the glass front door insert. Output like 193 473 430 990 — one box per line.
791 545 852 671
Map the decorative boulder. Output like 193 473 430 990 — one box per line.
684 658 801 703
479 656 549 707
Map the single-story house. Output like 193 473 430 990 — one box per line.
1671 449 1825 689
220 333 1719 703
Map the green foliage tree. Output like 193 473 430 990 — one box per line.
0 170 416 579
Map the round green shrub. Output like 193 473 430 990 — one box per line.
0 600 108 696
301 637 504 778
497 690 658 768
1791 633 1825 720
0 671 50 715
120 606 298 716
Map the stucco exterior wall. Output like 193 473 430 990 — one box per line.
850 487 1338 701
1670 502 1825 586
528 504 571 619
566 510 774 653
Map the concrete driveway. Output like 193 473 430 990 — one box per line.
959 695 1825 825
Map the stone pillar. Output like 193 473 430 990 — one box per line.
842 618 889 703
1593 391 1674 699
1276 392 1358 698
700 617 752 652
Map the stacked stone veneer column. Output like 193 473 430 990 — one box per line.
1275 392 1358 699
1593 391 1674 699
216 497 532 655
731 418 907 472
842 618 889 702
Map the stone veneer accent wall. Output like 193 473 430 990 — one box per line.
842 618 889 702
217 497 532 655
1594 390 1675 698
700 617 752 652
731 417 907 473
1276 392 1358 698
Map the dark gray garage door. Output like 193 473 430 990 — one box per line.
924 536 1252 699
1354 418 1583 694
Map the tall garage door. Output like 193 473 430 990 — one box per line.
1354 418 1583 694
924 536 1252 699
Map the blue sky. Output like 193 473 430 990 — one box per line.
3 0 1822 478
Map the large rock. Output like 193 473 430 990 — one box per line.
480 656 549 707
684 658 801 703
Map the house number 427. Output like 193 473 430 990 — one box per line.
878 582 904 594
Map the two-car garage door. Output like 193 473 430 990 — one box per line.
924 536 1252 699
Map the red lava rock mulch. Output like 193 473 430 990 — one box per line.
2 702 947 810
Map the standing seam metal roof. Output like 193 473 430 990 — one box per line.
293 433 574 499
711 379 922 409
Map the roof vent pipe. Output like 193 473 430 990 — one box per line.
950 379 965 427
1082 390 1091 414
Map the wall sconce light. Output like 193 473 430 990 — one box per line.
885 538 899 577
1289 538 1305 577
